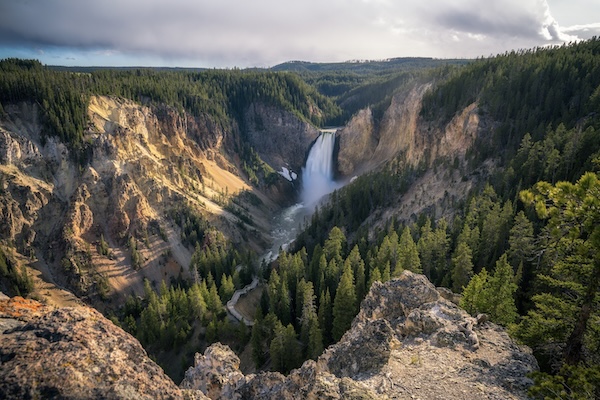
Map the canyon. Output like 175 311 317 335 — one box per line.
0 63 537 399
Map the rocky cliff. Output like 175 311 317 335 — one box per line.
336 83 483 177
181 271 538 399
244 103 320 177
0 97 318 306
0 272 537 399
0 295 207 399
335 82 494 230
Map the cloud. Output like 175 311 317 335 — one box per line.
0 0 596 66
562 23 600 39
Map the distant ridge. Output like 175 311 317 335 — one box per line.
271 57 471 74
42 57 470 74
47 65 208 73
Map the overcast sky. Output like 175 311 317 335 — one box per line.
0 0 599 68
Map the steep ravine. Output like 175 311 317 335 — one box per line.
0 83 541 400
0 97 317 307
0 78 491 307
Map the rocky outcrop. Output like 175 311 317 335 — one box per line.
180 343 246 398
336 108 377 177
0 273 536 399
244 103 320 174
182 271 538 399
336 83 483 179
0 296 207 399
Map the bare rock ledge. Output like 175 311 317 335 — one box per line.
182 271 538 399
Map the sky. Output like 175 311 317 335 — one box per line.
0 0 599 68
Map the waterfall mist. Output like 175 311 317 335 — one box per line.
302 133 340 208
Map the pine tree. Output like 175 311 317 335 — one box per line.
207 281 222 315
417 218 449 283
298 279 316 347
270 322 301 373
460 268 489 317
251 309 265 368
380 261 391 283
487 254 518 325
459 254 517 325
318 289 333 346
268 269 281 315
316 252 328 292
188 284 207 319
367 265 382 290
332 264 357 342
432 218 450 284
346 245 366 301
324 226 346 264
507 211 535 268
278 278 292 326
457 223 480 266
219 274 235 304
397 226 421 275
451 241 474 293
306 314 323 360
517 172 600 367
375 231 400 273
309 244 323 285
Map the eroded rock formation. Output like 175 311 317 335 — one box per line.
182 271 538 399
0 295 207 399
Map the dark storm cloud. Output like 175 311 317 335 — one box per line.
435 8 541 39
0 0 596 66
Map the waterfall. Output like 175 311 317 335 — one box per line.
302 133 339 208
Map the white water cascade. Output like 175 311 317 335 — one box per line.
302 132 340 208
261 131 341 262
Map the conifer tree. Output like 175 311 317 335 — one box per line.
332 264 357 341
309 244 323 284
457 224 480 265
375 231 400 273
298 279 316 346
278 278 292 326
270 322 301 373
486 254 518 325
459 254 517 325
219 274 235 304
251 308 265 368
346 245 366 300
380 261 391 283
306 314 324 360
451 241 474 293
460 268 489 317
324 226 346 264
367 265 382 290
507 211 535 269
397 226 421 275
517 172 600 367
315 253 327 295
268 269 281 315
207 281 222 315
188 283 207 320
318 289 333 345
417 218 449 283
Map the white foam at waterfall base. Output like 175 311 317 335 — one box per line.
302 133 340 208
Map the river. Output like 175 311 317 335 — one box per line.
229 130 343 324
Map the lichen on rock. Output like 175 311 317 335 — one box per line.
0 297 207 399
